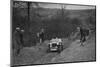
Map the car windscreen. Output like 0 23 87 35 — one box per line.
52 43 57 47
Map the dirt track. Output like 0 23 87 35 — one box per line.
12 34 96 66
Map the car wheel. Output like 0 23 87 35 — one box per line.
47 49 50 53
47 45 50 53
60 45 63 52
58 45 62 53
61 45 63 51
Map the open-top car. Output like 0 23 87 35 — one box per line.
47 37 63 53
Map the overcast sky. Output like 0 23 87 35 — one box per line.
33 3 95 10
14 1 96 10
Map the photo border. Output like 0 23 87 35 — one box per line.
10 0 96 67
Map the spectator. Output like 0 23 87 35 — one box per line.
77 27 89 46
13 27 24 56
37 28 45 43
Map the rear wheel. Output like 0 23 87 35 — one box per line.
47 49 50 53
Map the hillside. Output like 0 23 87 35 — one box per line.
12 33 96 66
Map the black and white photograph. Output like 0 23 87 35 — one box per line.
11 0 96 66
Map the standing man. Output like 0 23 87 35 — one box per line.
77 27 89 46
37 28 45 43
13 27 24 56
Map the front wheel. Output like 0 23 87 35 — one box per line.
58 45 63 53
47 44 50 53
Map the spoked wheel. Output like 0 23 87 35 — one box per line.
47 44 50 53
58 45 63 53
